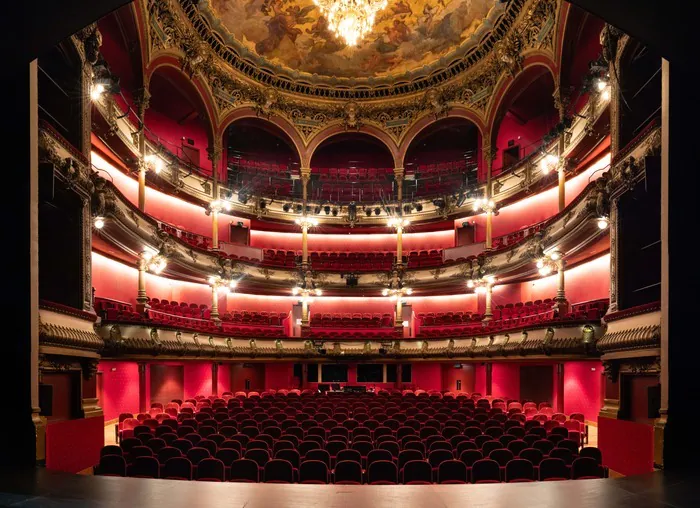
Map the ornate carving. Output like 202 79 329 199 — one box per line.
342 101 361 130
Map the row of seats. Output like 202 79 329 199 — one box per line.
160 223 211 250
99 392 601 484
314 167 393 180
406 159 474 176
261 249 445 271
228 159 291 175
310 313 394 329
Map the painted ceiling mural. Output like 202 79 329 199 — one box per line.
203 0 503 79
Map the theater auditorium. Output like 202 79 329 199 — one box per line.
3 0 697 505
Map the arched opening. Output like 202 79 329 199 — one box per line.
38 40 84 151
618 39 662 150
491 67 559 176
224 118 301 202
402 118 481 201
308 133 395 205
560 6 605 114
145 65 215 175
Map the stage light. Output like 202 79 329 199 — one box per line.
90 83 105 101
94 216 105 229
597 217 609 229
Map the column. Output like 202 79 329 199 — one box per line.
558 163 566 212
656 58 669 469
483 283 493 322
210 284 220 321
138 362 147 413
556 363 565 413
211 363 218 396
394 167 404 203
485 363 493 396
395 291 403 327
555 86 567 212
135 87 150 212
396 223 404 262
208 142 222 250
30 59 45 465
483 140 495 251
136 253 148 311
301 293 310 327
555 258 570 315
301 222 309 265
301 167 311 206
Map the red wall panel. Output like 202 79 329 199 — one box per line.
149 364 184 406
265 363 294 390
99 360 140 421
231 363 265 392
522 254 610 304
184 363 213 399
494 111 555 173
411 363 443 391
492 363 520 399
474 364 486 395
564 361 603 421
442 364 475 393
144 107 212 173
217 363 231 394
598 417 654 475
46 416 104 473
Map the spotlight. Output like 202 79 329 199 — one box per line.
365 207 372 217
597 217 609 230
94 216 105 229
374 207 381 216
378 348 387 355
596 79 607 91
259 199 266 209
348 203 357 222
433 198 445 210
331 208 338 217
414 203 423 212
314 205 322 215
282 203 292 212
295 204 303 214
238 192 249 204
324 206 331 215
403 204 413 214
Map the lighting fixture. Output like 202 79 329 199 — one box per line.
597 217 609 230
539 153 560 174
374 207 381 216
466 275 495 293
415 203 423 212
536 251 562 276
312 0 388 46
402 320 409 327
210 199 232 213
93 216 105 229
295 216 319 228
601 88 610 101
387 217 410 229
596 80 607 91
332 208 338 217
283 203 292 212
144 154 164 174
90 83 105 101
472 197 496 213
383 286 412 299
208 275 238 293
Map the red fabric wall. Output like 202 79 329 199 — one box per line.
411 363 443 391
564 361 604 421
231 364 266 392
99 360 140 421
91 152 248 239
46 416 105 473
265 363 294 390
184 363 213 399
406 294 478 315
144 107 212 173
249 230 455 252
522 254 610 304
494 112 555 173
310 298 394 316
474 364 486 395
217 363 231 394
441 364 476 393
225 293 294 313
472 154 610 241
492 363 520 399
598 417 654 475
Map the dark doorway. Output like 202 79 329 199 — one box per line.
520 366 553 404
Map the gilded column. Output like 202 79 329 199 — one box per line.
555 258 570 315
483 282 493 322
210 284 220 322
135 86 150 212
208 142 223 250
301 295 310 327
394 166 404 203
136 252 148 311
554 85 568 212
483 140 496 251
301 167 311 206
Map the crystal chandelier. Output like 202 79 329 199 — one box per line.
313 0 388 46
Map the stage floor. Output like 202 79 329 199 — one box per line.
0 469 698 508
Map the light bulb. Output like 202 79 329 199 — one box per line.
292 287 301 296
315 288 323 296
90 83 105 100
475 286 487 294
550 252 561 261
536 260 544 269
405 288 413 295
402 320 409 327
94 216 105 229
602 89 610 101
597 217 609 230
597 80 607 91
382 288 389 296
208 276 217 285
229 280 238 289
467 280 474 288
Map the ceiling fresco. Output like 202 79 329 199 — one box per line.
202 0 503 80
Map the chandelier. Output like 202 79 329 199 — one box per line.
313 0 388 46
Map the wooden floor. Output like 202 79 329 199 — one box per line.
0 469 698 508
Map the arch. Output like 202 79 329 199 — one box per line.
304 124 400 169
397 108 486 167
218 107 304 165
486 56 559 142
145 53 218 147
